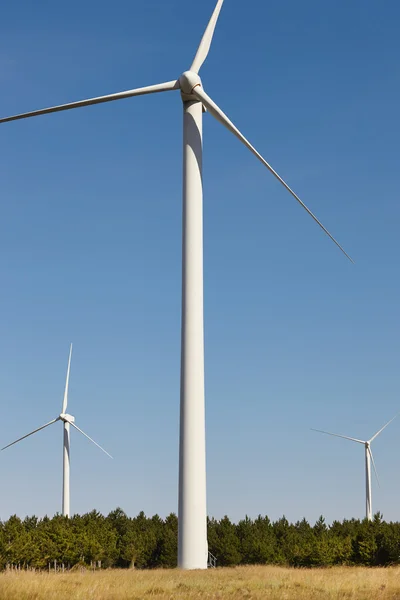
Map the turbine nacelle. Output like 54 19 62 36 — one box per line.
179 71 202 101
59 413 75 424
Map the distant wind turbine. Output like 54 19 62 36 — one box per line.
1 344 112 517
0 0 352 569
312 414 398 520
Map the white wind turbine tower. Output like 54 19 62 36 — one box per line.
0 1 353 569
1 344 112 517
312 414 398 520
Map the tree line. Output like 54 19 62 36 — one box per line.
0 509 399 569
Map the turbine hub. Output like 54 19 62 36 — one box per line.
60 413 75 424
179 71 202 96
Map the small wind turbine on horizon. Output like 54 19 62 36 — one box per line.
0 0 353 569
312 414 398 520
1 344 112 517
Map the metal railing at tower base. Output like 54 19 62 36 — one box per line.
207 551 217 568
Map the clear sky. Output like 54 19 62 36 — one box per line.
0 0 399 525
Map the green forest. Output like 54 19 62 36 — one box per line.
0 510 399 570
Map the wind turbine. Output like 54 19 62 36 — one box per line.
312 414 397 520
0 0 352 569
1 344 112 517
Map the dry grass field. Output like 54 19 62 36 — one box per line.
0 565 399 600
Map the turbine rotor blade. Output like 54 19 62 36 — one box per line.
311 428 365 444
0 80 180 125
1 418 59 451
70 422 112 458
368 446 380 488
62 343 73 414
193 86 353 263
369 412 399 443
190 0 225 73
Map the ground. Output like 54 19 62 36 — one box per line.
0 565 398 599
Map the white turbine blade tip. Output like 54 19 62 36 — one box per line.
190 0 225 73
62 344 73 414
193 86 353 263
1 418 59 451
71 422 113 458
0 81 180 125
310 428 365 444
368 447 380 488
369 412 399 443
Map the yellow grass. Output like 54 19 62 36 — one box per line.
0 565 398 599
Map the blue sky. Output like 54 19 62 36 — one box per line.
0 0 399 525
